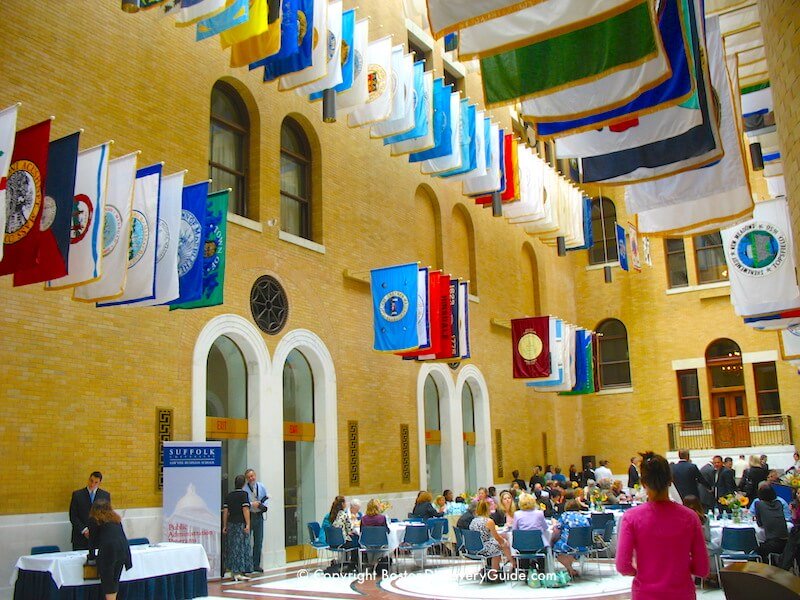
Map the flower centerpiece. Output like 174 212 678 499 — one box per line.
589 488 607 512
781 472 800 489
377 499 392 514
719 493 749 522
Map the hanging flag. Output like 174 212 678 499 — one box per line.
132 171 184 306
560 329 594 395
175 0 226 26
642 235 652 266
299 0 343 95
462 121 500 196
721 198 800 317
370 50 415 138
219 0 268 47
616 223 629 271
441 108 483 181
420 95 463 175
13 132 80 286
511 316 551 379
779 329 800 361
170 189 229 310
480 1 661 107
196 0 250 42
0 103 20 263
370 262 420 352
425 0 539 39
628 222 641 272
743 308 800 332
458 280 470 360
415 273 459 361
72 152 138 303
336 18 369 114
229 0 282 67
251 0 302 81
457 0 640 59
279 0 327 89
97 163 162 306
398 269 446 358
436 102 476 178
535 0 693 141
347 35 394 127
387 67 434 155
503 146 544 222
0 119 51 277
527 317 564 387
475 134 518 204
392 266 431 355
408 78 452 161
529 321 576 392
566 196 593 252
310 7 355 99
169 181 209 306
44 142 111 289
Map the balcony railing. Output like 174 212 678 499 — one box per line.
667 415 793 451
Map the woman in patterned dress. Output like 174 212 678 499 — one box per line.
223 474 252 581
552 499 591 577
468 500 515 580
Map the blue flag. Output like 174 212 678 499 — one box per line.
253 0 310 82
560 330 593 395
408 78 453 163
371 263 420 352
616 223 629 271
383 62 426 145
439 103 476 178
567 197 593 252
196 0 249 41
310 8 355 99
168 181 209 306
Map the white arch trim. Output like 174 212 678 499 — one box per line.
269 329 338 568
416 364 462 492
456 365 493 488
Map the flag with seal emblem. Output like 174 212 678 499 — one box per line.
310 7 355 99
347 35 394 127
298 0 343 95
370 262 419 352
511 316 551 379
616 223 629 271
45 141 112 290
0 119 51 277
279 0 327 90
250 0 303 81
72 152 138 302
169 181 209 306
336 19 369 114
97 163 162 306
13 131 80 286
0 103 20 263
370 49 415 138
170 189 229 310
408 78 453 162
387 68 435 155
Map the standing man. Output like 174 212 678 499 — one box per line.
581 461 596 486
595 460 613 483
711 455 737 511
670 450 710 501
699 458 716 511
529 466 546 490
627 457 641 488
733 454 747 485
69 471 111 550
243 468 268 573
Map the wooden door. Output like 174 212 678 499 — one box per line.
711 392 751 447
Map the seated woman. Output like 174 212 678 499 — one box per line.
326 495 360 565
348 498 363 531
411 491 444 520
360 499 389 566
552 499 591 577
611 480 631 503
754 484 789 561
434 494 447 513
683 495 720 585
513 493 550 546
473 487 497 512
469 500 516 581
491 490 516 527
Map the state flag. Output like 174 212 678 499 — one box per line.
279 0 327 89
219 0 268 47
45 142 112 289
407 78 452 162
388 68 435 156
398 269 447 359
442 111 485 182
336 19 369 115
347 35 394 127
310 7 355 99
169 181 209 306
420 95 462 175
462 121 500 196
370 49 415 139
196 0 250 42
175 0 226 26
616 223 629 271
72 152 138 302
458 280 470 360
251 0 303 81
0 119 50 276
299 0 343 95
370 262 420 352
229 0 282 67
0 103 20 263
13 131 80 286
511 316 551 379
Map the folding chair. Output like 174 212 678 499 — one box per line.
590 513 615 540
323 526 352 573
717 527 762 574
359 526 393 573
399 524 434 570
511 530 547 585
562 526 596 576
426 518 446 562
459 529 489 582
307 522 329 560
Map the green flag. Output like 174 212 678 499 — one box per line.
170 189 228 310
480 0 658 106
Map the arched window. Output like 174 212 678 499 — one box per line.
423 374 443 492
597 319 631 388
461 382 477 492
452 204 478 294
522 243 542 315
280 117 312 240
283 349 316 561
589 197 619 265
414 184 443 270
210 81 249 217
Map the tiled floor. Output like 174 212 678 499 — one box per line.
201 558 726 600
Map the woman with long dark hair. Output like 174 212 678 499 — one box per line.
88 501 132 600
616 451 709 598
223 474 252 581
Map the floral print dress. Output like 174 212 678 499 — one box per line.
553 511 590 554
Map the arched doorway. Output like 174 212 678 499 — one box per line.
461 381 477 492
456 365 493 489
706 338 750 448
423 374 444 492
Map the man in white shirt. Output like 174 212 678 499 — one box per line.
595 460 613 483
243 468 268 573
733 454 747 485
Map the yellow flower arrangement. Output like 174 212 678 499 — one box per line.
718 493 749 509
782 473 800 489
571 481 579 488
539 503 547 511
377 499 392 513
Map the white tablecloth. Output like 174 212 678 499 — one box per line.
387 522 426 551
12 542 210 588
710 520 794 547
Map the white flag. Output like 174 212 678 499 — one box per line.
337 19 369 115
390 71 435 155
298 0 343 95
371 50 415 139
722 198 800 317
425 0 530 38
46 142 111 290
133 171 184 306
98 164 162 306
0 103 19 262
175 0 225 26
503 147 543 220
347 35 394 127
72 152 138 302
420 93 462 174
279 0 328 91
462 122 500 195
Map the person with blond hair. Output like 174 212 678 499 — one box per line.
88 501 132 600
360 499 389 566
411 490 444 520
492 489 516 527
469 500 515 581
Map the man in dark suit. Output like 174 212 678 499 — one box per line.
699 459 716 511
711 455 737 511
70 471 111 550
671 450 710 501
581 462 596 486
627 456 641 488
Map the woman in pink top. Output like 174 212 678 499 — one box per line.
616 451 709 599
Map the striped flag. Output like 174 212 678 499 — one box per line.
175 0 226 26
196 0 250 42
229 0 282 67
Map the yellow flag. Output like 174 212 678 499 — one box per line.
229 0 282 67
220 0 268 49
